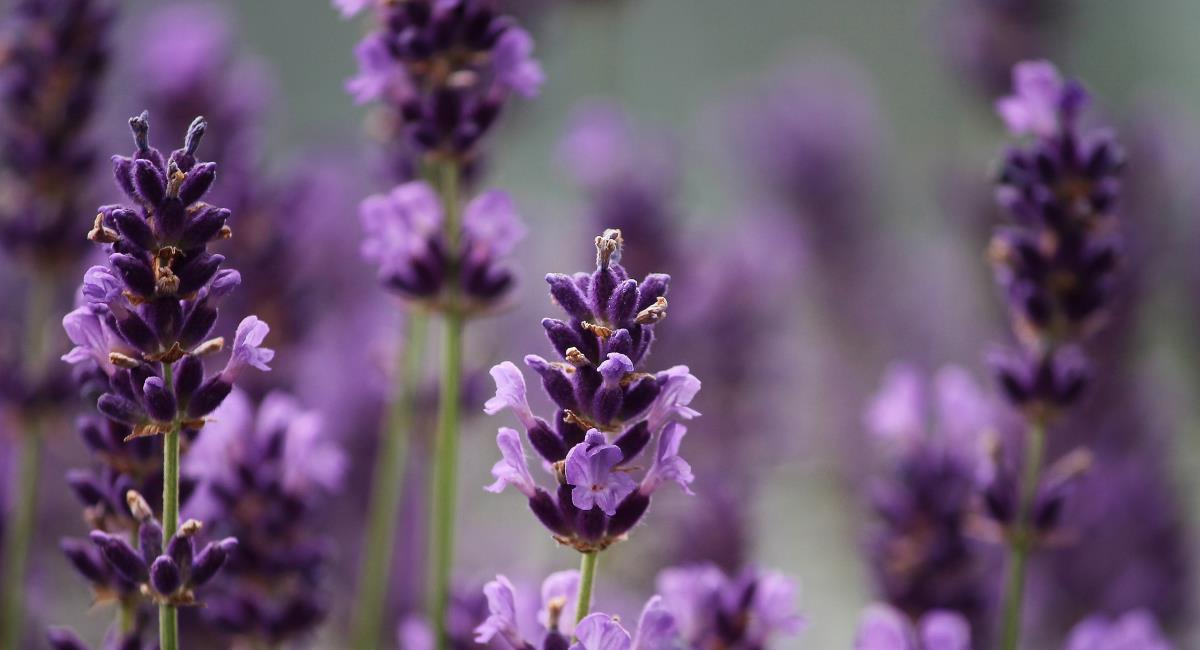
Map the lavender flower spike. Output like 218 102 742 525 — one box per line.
484 230 700 552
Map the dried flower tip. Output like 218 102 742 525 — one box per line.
184 116 207 155
129 111 151 152
108 352 141 369
581 321 613 339
565 347 589 366
145 342 186 364
595 229 624 268
1049 447 1094 481
545 596 567 631
634 296 668 325
124 422 170 442
166 163 185 198
87 214 119 244
217 225 232 240
126 491 153 521
447 69 479 89
193 337 225 356
179 519 203 537
562 409 598 431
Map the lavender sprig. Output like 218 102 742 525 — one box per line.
60 113 272 650
984 60 1124 650
485 230 700 621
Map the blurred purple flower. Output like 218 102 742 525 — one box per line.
854 603 970 650
1063 609 1173 650
655 564 804 648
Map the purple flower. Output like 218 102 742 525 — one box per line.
995 60 1078 137
565 431 637 516
359 180 524 312
476 575 526 648
219 315 275 381
854 603 970 650
572 614 632 650
485 230 699 551
486 427 537 498
656 564 804 647
492 27 545 98
61 307 122 376
1064 610 1173 650
474 571 583 648
537 570 580 636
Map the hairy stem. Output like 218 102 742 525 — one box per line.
160 363 180 650
351 313 428 649
428 159 462 650
998 420 1046 650
574 552 600 625
0 278 53 650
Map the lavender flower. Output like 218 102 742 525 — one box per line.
655 564 804 648
987 60 1123 416
485 230 699 552
359 180 525 312
854 603 970 650
182 390 344 645
474 572 678 650
1063 609 1173 650
343 0 543 163
0 0 113 264
862 364 998 638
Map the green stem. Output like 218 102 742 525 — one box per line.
0 277 53 650
998 421 1046 650
160 364 180 650
351 313 428 649
574 552 600 624
428 159 463 650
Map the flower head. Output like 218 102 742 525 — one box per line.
565 431 637 516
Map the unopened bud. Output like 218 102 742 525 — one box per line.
564 347 589 366
179 519 203 537
109 352 141 369
126 490 153 521
595 229 623 269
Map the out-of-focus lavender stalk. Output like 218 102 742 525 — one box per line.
0 0 113 645
341 1 543 646
984 61 1124 650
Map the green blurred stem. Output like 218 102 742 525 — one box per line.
428 159 463 650
0 277 53 650
351 313 428 649
160 364 180 650
998 420 1046 650
574 552 600 625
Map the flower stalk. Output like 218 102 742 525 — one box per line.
574 552 599 624
999 420 1045 650
351 313 428 649
159 362 180 650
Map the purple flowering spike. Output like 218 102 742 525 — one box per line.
486 428 537 498
571 614 632 650
564 431 636 516
150 556 182 595
475 575 529 649
639 423 694 496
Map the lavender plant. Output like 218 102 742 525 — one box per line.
0 1 113 644
340 1 543 645
182 390 345 646
58 113 272 650
484 229 700 622
984 60 1124 649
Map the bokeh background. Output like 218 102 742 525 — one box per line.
5 0 1200 648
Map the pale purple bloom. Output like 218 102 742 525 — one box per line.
492 27 545 98
639 423 694 496
565 431 637 516
485 362 537 430
645 366 701 434
572 614 632 650
476 575 526 648
537 570 580 636
220 315 274 381
995 60 1073 137
486 427 538 498
656 564 803 648
463 190 528 262
1064 610 1173 650
854 603 969 650
333 0 373 18
630 597 679 650
359 181 442 278
80 266 124 306
61 307 121 375
347 34 407 104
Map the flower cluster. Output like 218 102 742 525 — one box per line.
61 112 273 437
182 390 345 645
987 60 1124 417
0 0 113 265
655 564 805 648
85 491 236 608
341 0 543 163
484 230 699 552
861 365 997 636
360 180 525 313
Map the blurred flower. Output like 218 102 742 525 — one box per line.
853 602 970 650
183 390 344 645
862 364 999 639
655 564 804 648
360 180 525 313
0 0 113 266
484 230 699 552
937 0 1066 97
1063 609 1173 650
